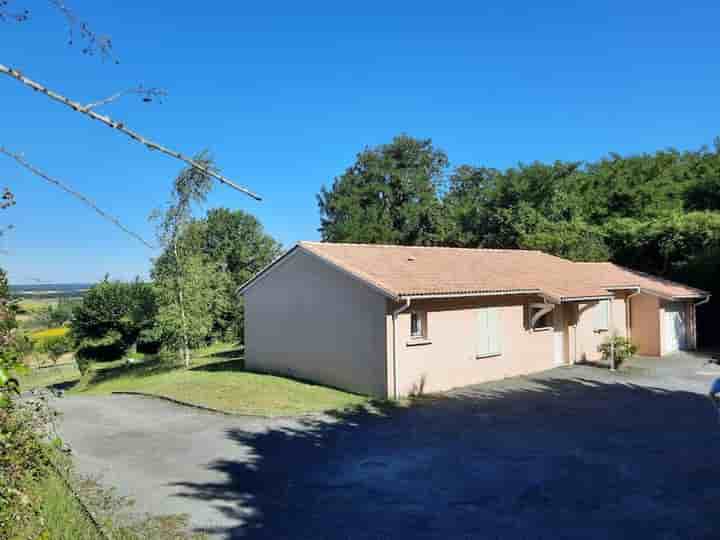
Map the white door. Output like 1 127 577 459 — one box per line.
663 303 688 354
553 307 565 365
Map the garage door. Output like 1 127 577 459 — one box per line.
663 303 688 353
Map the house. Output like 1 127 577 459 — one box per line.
239 242 710 398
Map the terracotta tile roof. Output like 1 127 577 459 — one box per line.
297 242 707 302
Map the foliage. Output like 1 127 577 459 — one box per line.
318 134 447 244
152 207 282 342
71 278 158 362
598 335 638 367
0 268 28 407
154 254 234 354
36 333 73 365
0 398 54 538
36 298 76 328
151 153 220 366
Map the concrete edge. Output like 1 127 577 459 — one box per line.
108 391 329 421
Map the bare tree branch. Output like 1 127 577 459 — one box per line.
0 146 155 249
0 64 262 201
48 0 114 60
84 85 168 110
0 1 29 22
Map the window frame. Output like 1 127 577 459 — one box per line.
527 304 554 332
409 310 427 340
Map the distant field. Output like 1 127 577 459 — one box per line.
11 283 92 301
31 327 71 340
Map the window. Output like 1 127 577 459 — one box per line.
476 307 502 357
594 300 610 331
410 311 427 339
527 304 554 331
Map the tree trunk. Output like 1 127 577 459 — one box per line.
173 238 191 369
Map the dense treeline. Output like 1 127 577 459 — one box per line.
319 135 720 346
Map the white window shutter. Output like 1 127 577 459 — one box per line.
477 308 489 356
489 308 501 355
477 307 502 356
595 300 609 330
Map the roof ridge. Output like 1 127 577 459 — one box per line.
299 241 542 253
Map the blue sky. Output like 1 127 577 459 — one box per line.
2 1 720 284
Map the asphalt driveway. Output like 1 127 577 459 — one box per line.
55 353 720 539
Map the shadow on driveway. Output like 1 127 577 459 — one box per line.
172 375 720 539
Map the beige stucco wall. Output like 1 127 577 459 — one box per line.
573 295 628 362
243 249 388 397
388 295 557 397
630 294 661 356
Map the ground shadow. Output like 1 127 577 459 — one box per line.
190 358 245 373
171 373 720 539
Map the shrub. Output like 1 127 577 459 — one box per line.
598 335 638 368
36 334 74 365
0 400 54 538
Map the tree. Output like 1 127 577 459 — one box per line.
37 298 76 328
151 153 215 366
153 254 233 354
318 135 447 245
152 208 282 342
71 278 157 362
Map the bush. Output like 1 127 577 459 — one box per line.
36 334 74 365
0 400 54 538
598 335 637 368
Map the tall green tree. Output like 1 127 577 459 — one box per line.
151 152 217 366
318 135 447 245
152 208 281 342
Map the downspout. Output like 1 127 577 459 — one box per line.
609 297 616 371
625 287 641 340
693 296 711 350
391 298 411 400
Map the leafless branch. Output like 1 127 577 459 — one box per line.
0 146 155 249
0 64 262 201
84 85 168 110
0 1 29 22
48 0 114 61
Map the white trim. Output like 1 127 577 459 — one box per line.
400 289 542 300
475 352 502 359
237 246 300 295
561 295 614 302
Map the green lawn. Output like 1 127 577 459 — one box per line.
20 363 82 391
55 343 369 416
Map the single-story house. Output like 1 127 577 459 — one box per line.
239 242 710 398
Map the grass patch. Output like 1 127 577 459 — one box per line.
22 341 369 416
20 363 81 391
71 343 369 416
32 473 103 540
78 365 369 416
